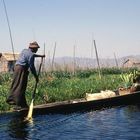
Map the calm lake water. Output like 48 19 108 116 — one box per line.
0 105 140 140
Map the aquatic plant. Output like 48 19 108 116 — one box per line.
120 70 140 88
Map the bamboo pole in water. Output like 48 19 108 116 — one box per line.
51 42 56 71
2 0 15 60
42 43 46 72
114 52 119 68
47 51 51 71
73 44 76 75
93 39 101 79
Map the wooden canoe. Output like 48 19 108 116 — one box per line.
14 90 140 116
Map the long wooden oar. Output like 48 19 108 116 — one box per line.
26 57 43 120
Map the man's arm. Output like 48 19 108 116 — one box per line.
29 55 39 82
34 54 45 58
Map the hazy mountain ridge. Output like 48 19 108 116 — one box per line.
44 55 140 68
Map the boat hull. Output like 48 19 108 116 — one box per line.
16 91 140 115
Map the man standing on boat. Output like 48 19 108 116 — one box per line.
6 41 45 109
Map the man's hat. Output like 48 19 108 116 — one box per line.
29 41 40 48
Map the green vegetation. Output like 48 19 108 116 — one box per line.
0 67 138 112
120 69 140 88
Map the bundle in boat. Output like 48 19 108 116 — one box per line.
85 90 116 101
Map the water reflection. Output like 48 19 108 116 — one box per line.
122 104 140 120
125 104 140 113
7 115 34 139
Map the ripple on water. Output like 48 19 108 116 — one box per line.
0 105 140 139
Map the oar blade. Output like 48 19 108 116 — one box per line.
26 99 34 120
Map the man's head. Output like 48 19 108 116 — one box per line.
29 41 40 53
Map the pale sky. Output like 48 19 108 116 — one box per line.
0 0 140 59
